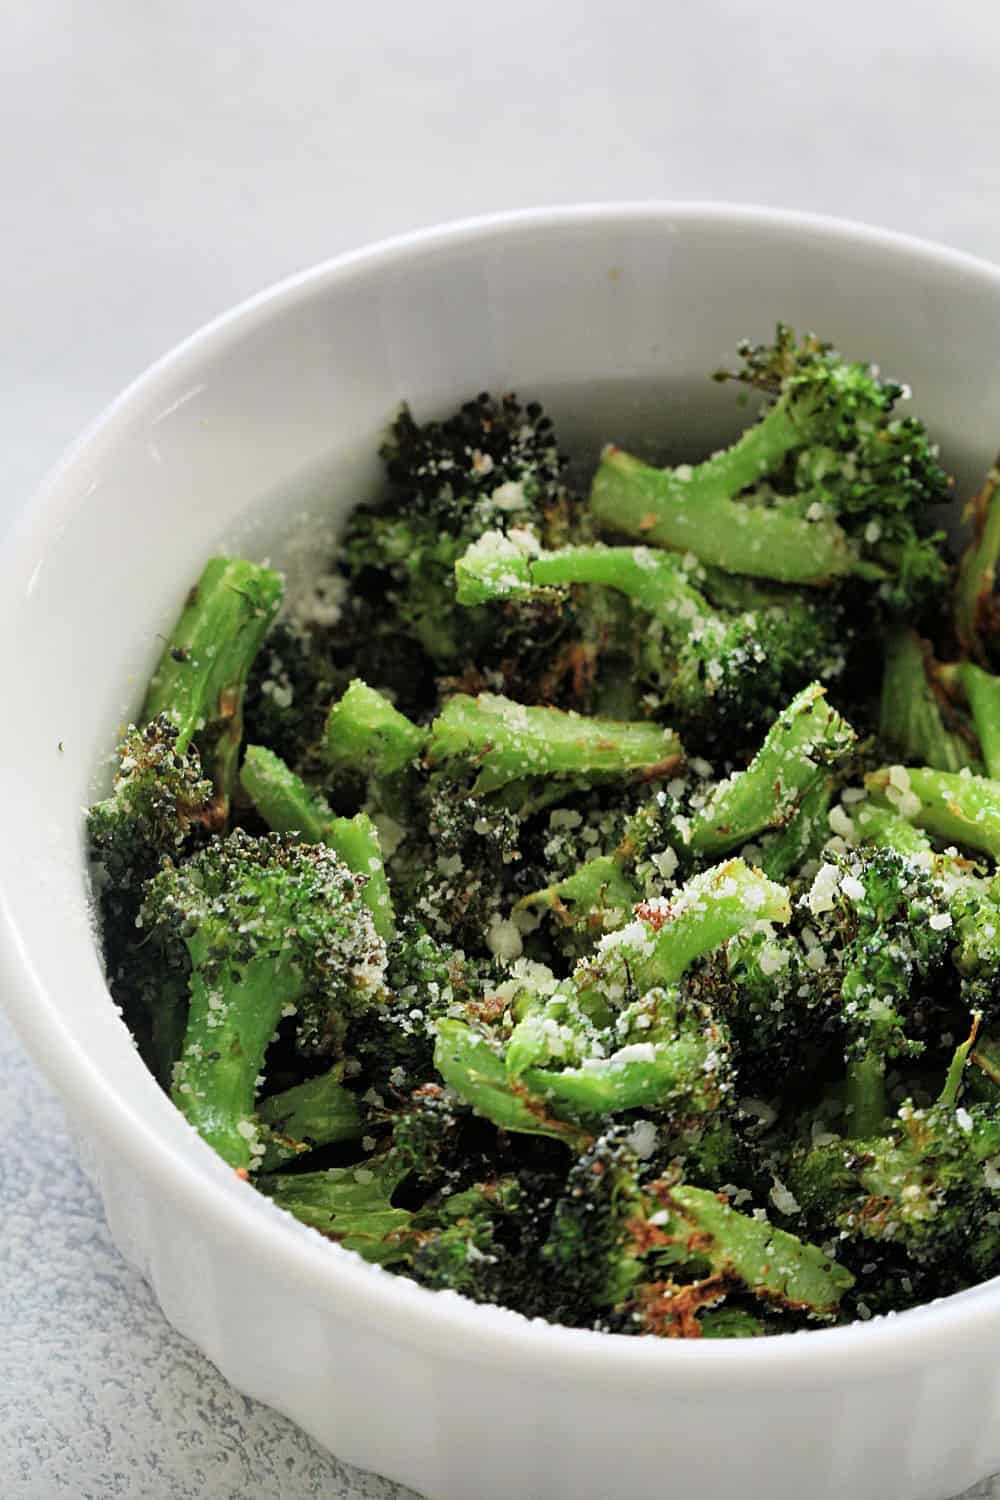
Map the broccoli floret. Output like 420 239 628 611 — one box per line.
801 847 953 1137
346 920 496 1098
543 1133 853 1333
87 718 217 1086
141 831 387 1169
791 1095 1000 1278
456 535 847 743
337 394 577 671
88 717 217 906
589 326 949 609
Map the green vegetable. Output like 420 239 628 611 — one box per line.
87 345 1000 1340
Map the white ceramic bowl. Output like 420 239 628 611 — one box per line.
4 204 1000 1500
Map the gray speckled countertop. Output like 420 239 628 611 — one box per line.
4 2 1000 1494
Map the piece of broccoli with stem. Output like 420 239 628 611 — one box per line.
543 1133 853 1333
456 535 847 739
142 830 387 1170
240 742 395 940
681 683 855 859
142 557 283 817
589 326 949 608
436 860 788 1131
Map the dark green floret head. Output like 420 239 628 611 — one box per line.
87 715 216 896
142 829 387 1054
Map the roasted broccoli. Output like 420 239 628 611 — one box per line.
86 340 1000 1338
142 832 386 1169
589 325 949 610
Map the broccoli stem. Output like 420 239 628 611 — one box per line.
852 802 934 859
529 544 712 624
256 1068 363 1168
939 1014 982 1110
960 663 1000 779
240 742 330 842
879 629 978 773
757 776 832 880
426 693 682 796
685 684 855 858
432 1019 591 1148
631 860 790 991
515 856 639 930
664 1184 854 1317
240 745 395 940
142 558 283 814
845 1054 888 1140
257 1159 413 1263
325 679 429 780
955 461 1000 656
172 953 301 1170
866 765 1000 859
589 448 855 584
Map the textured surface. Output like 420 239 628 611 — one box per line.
0 1012 420 1500
3 1 1000 1496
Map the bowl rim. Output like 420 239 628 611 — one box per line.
6 198 1000 1389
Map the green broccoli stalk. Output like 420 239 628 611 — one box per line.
256 1066 363 1169
958 662 1000 780
543 1134 853 1332
425 693 682 796
258 1154 413 1263
142 831 387 1170
879 629 978 772
589 326 949 607
239 742 395 940
955 459 1000 659
590 447 855 585
142 557 283 816
682 683 856 859
866 765 1000 860
325 678 429 781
